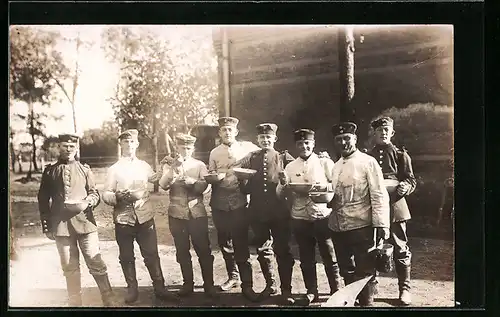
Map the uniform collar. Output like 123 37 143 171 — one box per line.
342 149 360 161
120 155 137 162
299 152 318 162
374 143 393 151
222 141 239 148
58 157 77 164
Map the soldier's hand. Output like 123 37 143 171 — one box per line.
45 232 55 240
278 171 289 185
183 176 197 185
115 190 130 201
160 155 176 166
375 227 390 240
317 151 331 159
396 182 411 196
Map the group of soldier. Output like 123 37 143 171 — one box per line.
37 115 416 307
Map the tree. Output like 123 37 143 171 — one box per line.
101 26 219 191
10 26 70 179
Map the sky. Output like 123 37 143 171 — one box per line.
9 25 216 145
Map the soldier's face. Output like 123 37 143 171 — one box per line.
296 139 315 158
177 144 195 159
257 134 277 150
334 133 357 157
120 137 139 156
219 126 238 145
374 126 395 145
59 142 77 160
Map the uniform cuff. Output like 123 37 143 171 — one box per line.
102 192 117 206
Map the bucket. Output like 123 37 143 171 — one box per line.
375 243 394 273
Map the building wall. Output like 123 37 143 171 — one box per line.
213 25 453 157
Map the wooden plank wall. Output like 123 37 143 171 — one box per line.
213 26 453 157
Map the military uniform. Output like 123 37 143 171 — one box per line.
208 117 260 300
328 123 391 307
367 117 416 305
159 133 217 298
237 123 295 301
102 129 176 304
277 129 342 305
37 133 117 307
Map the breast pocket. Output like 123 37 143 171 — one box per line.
340 172 367 205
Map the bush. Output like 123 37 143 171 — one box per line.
364 103 453 156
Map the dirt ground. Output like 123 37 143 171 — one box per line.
8 171 455 308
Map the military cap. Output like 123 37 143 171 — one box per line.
371 116 394 129
175 133 197 146
218 117 239 127
58 133 79 143
294 129 315 141
118 129 139 140
331 122 358 136
256 123 278 135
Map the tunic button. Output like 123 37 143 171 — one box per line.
264 183 267 186
263 172 267 176
379 150 383 153
263 167 267 170
264 189 267 192
379 161 383 165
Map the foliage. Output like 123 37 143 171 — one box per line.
364 103 453 156
80 120 120 158
41 136 60 161
10 26 70 174
100 26 218 138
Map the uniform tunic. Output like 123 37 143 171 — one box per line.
279 153 335 221
368 143 416 222
159 156 209 219
208 141 260 211
239 148 294 221
38 159 100 236
102 157 156 225
328 150 390 232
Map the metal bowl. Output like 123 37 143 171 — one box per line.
384 179 400 193
308 192 335 203
204 172 226 183
288 183 314 194
128 188 147 201
64 200 89 213
233 168 257 180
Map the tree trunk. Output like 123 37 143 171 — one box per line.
10 138 16 172
164 130 172 156
152 115 159 193
27 98 35 179
338 26 356 122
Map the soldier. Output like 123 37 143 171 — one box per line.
158 133 218 299
37 133 119 307
367 117 416 306
234 123 295 304
277 129 342 306
101 129 177 304
328 122 391 307
206 117 261 301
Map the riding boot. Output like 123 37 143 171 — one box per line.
396 263 412 305
120 261 139 304
93 274 121 307
66 273 82 307
220 256 241 291
325 264 343 295
238 262 259 302
300 262 318 305
177 261 194 297
199 257 219 298
357 276 377 307
258 257 278 300
145 258 178 302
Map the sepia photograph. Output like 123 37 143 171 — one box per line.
9 24 454 308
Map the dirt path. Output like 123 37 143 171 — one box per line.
9 234 454 308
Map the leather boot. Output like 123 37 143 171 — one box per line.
93 274 121 307
357 277 377 307
300 263 318 305
177 261 194 297
396 264 412 306
281 289 295 305
120 262 139 304
258 257 278 300
66 273 82 307
220 256 240 291
145 259 179 302
200 257 219 298
239 262 259 302
325 264 342 295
